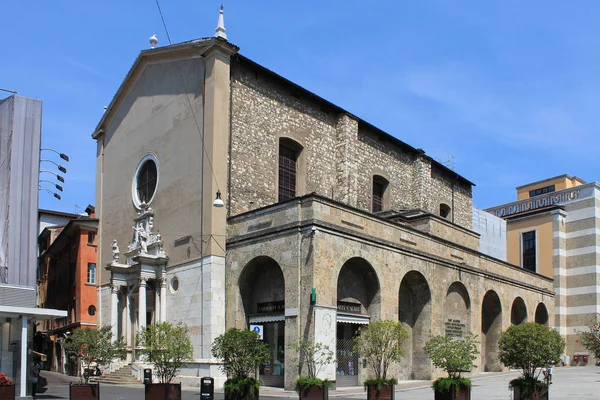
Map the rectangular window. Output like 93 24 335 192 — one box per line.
372 181 384 212
522 231 536 272
87 232 95 244
278 145 297 202
529 185 555 198
87 263 96 284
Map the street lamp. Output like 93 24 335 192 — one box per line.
39 180 63 192
40 160 67 174
41 148 69 162
39 188 61 200
40 171 65 183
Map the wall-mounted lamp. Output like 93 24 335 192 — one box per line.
213 190 224 208
40 170 65 183
41 159 67 174
310 288 317 305
39 180 63 192
39 188 61 200
41 148 69 162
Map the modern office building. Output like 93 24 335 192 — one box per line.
0 94 66 396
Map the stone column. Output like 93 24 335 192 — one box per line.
154 280 160 323
125 290 132 362
19 317 28 397
160 276 167 322
111 284 119 341
138 278 147 330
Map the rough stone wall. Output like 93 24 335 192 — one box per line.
429 164 473 229
229 61 474 229
226 196 554 387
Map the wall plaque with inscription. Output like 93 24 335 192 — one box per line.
445 319 466 338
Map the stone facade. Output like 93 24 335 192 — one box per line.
229 58 473 228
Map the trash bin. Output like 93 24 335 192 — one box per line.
200 377 214 400
143 368 152 384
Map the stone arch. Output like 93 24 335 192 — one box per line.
535 302 549 326
239 256 286 387
444 282 471 337
481 290 503 372
336 257 381 387
511 297 528 325
398 270 432 380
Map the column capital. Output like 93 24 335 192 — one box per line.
139 277 148 286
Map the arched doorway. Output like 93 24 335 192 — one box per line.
511 297 528 325
239 257 285 387
535 303 549 325
444 282 471 337
398 271 432 380
481 290 503 372
336 257 380 387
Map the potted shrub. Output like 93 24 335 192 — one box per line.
423 333 479 400
353 320 408 400
291 340 334 400
64 326 126 400
498 322 564 400
136 321 194 400
0 372 15 399
211 328 269 400
577 319 600 364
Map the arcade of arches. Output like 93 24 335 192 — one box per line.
226 197 554 389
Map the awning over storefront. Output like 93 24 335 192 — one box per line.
336 313 369 325
0 305 67 320
248 314 285 323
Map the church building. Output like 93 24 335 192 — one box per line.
93 9 554 388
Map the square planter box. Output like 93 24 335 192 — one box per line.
366 384 395 400
298 385 329 400
434 385 471 400
513 385 548 400
145 383 182 400
69 383 100 400
0 385 15 400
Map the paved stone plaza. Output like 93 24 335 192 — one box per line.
38 365 599 399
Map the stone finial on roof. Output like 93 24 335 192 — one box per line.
149 34 158 49
214 5 227 40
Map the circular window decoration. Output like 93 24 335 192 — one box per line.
88 305 96 316
132 154 159 209
170 276 179 293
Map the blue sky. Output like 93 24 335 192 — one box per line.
3 1 599 214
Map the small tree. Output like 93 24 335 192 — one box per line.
63 326 126 383
211 328 269 400
498 323 564 398
290 340 334 392
578 319 600 361
423 333 479 393
136 322 194 384
353 320 408 386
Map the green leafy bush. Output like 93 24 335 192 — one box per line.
64 326 126 383
423 333 478 394
353 320 408 384
291 340 334 393
136 322 194 384
224 377 260 400
498 323 563 399
363 377 398 390
578 319 600 360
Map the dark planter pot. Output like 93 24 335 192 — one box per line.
367 384 395 400
224 386 259 400
0 385 15 400
145 383 182 400
298 385 329 400
434 385 471 400
69 383 100 400
513 385 548 400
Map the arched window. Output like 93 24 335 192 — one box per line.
278 139 303 202
372 175 389 212
440 203 451 219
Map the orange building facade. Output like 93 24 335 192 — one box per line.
486 175 600 359
36 211 98 375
